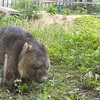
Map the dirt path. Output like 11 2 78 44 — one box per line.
40 11 84 24
31 11 89 28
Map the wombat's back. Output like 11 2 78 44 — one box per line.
0 25 33 38
0 25 36 65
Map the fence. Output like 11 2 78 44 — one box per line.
1 0 100 7
0 0 11 7
0 0 100 14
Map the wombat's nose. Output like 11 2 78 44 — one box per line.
39 76 47 83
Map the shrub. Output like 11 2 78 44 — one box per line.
46 4 56 15
93 5 100 14
74 16 100 34
0 15 21 26
73 4 87 14
11 0 37 20
63 8 72 15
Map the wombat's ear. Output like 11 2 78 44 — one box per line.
42 44 47 51
21 42 33 55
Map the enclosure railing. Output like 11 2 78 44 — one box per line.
0 0 100 14
1 0 100 7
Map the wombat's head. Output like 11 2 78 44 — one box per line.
18 42 50 83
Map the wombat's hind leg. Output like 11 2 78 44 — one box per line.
0 54 8 90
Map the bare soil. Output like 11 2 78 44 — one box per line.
31 11 89 28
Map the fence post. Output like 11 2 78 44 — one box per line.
2 0 4 7
87 0 93 14
7 0 8 7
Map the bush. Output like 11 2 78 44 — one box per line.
73 4 87 14
0 15 21 26
74 16 100 34
0 15 33 31
46 4 56 15
93 5 100 14
32 12 42 20
63 8 72 15
12 0 37 20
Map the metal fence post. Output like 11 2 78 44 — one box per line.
7 0 8 7
2 0 4 7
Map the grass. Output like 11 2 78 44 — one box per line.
0 15 100 100
0 65 100 100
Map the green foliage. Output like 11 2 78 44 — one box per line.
93 5 100 13
12 0 37 20
74 16 100 34
46 4 88 15
0 15 21 26
63 8 72 15
73 4 87 15
31 24 67 65
0 15 33 30
32 12 42 20
0 16 100 99
31 16 100 94
46 4 56 15
18 83 28 92
35 16 100 95
32 16 100 67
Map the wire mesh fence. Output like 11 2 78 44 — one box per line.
0 0 100 19
0 0 100 14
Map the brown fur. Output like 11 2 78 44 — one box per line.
0 25 50 92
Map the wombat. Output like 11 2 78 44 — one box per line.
0 25 50 92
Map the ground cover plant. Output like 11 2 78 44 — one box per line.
11 0 42 20
0 15 100 100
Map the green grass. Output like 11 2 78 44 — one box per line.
0 15 100 100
